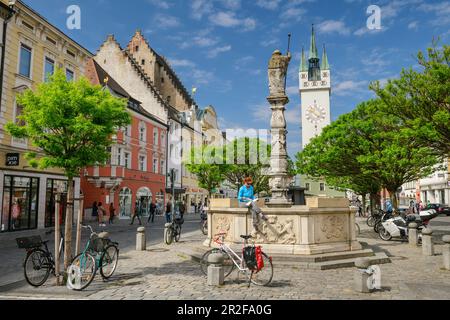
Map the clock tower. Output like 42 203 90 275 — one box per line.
299 25 331 149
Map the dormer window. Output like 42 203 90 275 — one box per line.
135 45 139 52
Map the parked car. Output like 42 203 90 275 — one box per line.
426 203 448 215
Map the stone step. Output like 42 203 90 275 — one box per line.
269 249 375 263
179 247 390 270
274 252 391 270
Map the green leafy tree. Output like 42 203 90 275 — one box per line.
296 99 442 209
185 145 228 203
6 69 131 269
371 42 450 157
222 137 271 195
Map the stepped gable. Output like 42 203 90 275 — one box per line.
98 34 172 115
127 31 198 109
86 57 166 127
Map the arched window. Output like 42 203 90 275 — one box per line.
136 187 153 217
119 188 132 218
153 128 159 146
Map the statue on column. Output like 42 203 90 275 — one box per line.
268 50 291 97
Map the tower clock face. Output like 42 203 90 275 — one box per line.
306 104 326 124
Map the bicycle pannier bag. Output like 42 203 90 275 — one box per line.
243 246 258 271
255 246 264 272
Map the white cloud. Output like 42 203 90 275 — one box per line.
191 0 214 20
153 14 180 29
209 11 257 31
256 0 283 10
418 2 450 25
146 0 172 9
167 58 196 68
207 45 232 58
408 21 419 30
317 20 351 35
333 80 368 96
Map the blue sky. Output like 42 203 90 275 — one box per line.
24 0 450 158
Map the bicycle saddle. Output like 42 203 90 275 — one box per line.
240 235 253 240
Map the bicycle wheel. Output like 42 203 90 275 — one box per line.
68 252 97 291
100 245 119 279
367 216 375 227
24 249 51 287
164 226 173 245
250 252 273 286
174 224 181 243
200 248 235 278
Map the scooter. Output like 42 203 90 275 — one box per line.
378 209 437 241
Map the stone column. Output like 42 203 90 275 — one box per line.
267 95 293 208
207 253 225 286
408 223 418 247
443 235 450 270
136 227 146 251
421 228 434 256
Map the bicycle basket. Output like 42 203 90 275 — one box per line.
175 218 184 225
16 236 43 249
89 235 108 252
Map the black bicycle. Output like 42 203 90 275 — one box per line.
164 217 184 245
17 231 64 287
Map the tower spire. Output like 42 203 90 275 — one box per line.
309 24 318 60
321 44 329 70
300 46 308 72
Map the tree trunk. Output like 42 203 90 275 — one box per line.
64 177 74 272
361 194 367 217
388 189 399 210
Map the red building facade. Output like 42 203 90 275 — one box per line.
81 59 167 220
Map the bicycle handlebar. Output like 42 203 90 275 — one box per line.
81 225 94 234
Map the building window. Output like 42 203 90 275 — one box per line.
153 158 158 173
45 179 68 228
305 183 310 191
160 160 165 175
124 152 131 169
161 132 166 147
320 183 325 192
135 45 139 52
66 50 76 59
66 68 74 81
22 20 34 31
44 57 55 82
153 129 159 146
119 188 132 218
139 123 146 142
1 176 39 232
46 36 57 46
116 147 122 166
141 59 145 65
139 155 146 171
161 77 165 83
19 44 32 78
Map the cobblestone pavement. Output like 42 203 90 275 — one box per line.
1 215 449 300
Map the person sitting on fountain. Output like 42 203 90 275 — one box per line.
238 177 268 232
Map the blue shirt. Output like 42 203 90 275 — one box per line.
238 185 255 203
385 201 393 213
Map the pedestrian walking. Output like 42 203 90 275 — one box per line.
179 201 186 219
130 201 142 225
165 198 172 223
97 202 106 227
147 201 156 223
109 203 115 224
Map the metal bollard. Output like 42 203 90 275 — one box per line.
207 253 225 286
421 228 434 256
408 223 418 247
136 227 146 251
443 235 450 270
